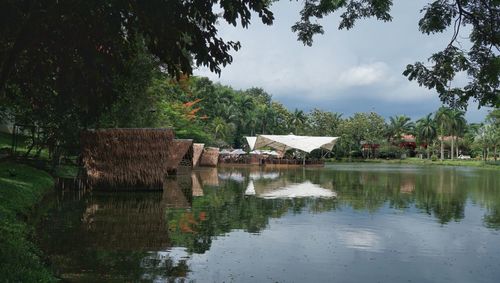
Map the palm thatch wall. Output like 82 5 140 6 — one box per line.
168 139 193 172
81 128 176 188
192 143 205 167
199 147 219 167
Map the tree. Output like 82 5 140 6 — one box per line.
308 109 342 137
339 112 386 159
386 115 415 143
0 0 274 149
449 109 467 159
290 109 307 134
417 113 438 159
0 1 274 91
485 109 500 160
435 107 453 160
291 0 499 108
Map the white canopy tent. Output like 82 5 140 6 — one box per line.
245 136 257 151
246 134 339 154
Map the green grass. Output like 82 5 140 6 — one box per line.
1 131 79 178
359 157 500 169
0 131 12 148
0 131 50 159
0 162 56 282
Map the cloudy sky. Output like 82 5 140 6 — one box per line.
194 0 493 122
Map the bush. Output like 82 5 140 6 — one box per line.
431 155 438 161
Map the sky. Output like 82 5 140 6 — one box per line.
194 0 494 123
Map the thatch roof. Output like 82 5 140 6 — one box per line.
199 147 219 167
168 139 193 172
192 143 205 167
81 128 176 188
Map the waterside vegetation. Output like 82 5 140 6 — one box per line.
0 162 55 282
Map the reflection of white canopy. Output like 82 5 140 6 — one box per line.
249 134 339 153
246 180 337 199
249 172 280 180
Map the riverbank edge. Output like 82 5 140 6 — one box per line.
0 161 56 282
327 158 500 169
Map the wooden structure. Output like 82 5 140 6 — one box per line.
80 128 189 189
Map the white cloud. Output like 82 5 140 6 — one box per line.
338 62 391 87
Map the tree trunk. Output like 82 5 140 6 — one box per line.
440 140 444 160
451 135 454 160
440 125 444 160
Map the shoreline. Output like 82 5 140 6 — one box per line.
327 158 500 169
0 161 56 282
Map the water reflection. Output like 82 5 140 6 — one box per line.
245 180 337 199
39 164 500 282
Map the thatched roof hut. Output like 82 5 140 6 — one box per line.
81 128 176 188
199 147 219 167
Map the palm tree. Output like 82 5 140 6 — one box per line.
290 109 307 134
212 116 231 141
449 109 466 159
434 107 452 160
416 113 437 159
387 115 415 143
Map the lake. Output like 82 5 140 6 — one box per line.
37 164 500 282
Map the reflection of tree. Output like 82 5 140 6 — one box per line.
466 170 500 229
413 168 467 224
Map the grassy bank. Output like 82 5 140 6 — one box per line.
0 162 56 282
355 157 500 169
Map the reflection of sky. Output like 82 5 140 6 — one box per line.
159 203 500 283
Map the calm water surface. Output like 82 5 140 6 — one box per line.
37 164 500 282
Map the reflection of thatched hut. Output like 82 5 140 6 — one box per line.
82 192 171 251
196 167 219 187
162 177 192 209
81 128 175 188
191 172 204 196
199 147 219 167
192 143 205 167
